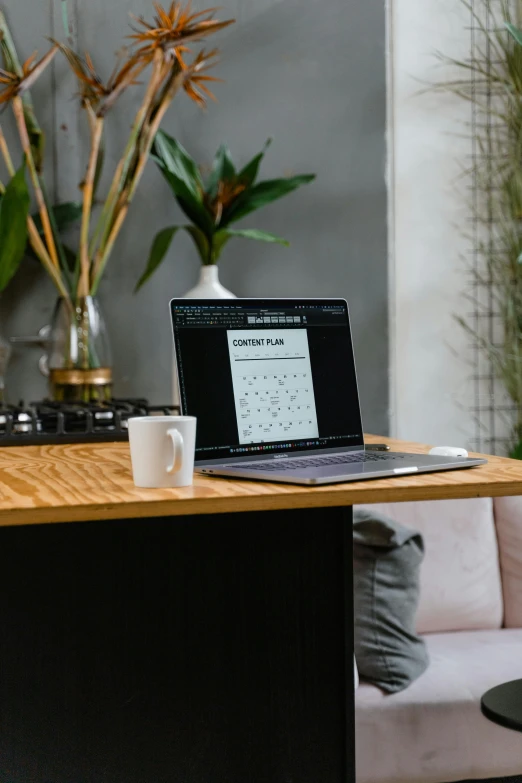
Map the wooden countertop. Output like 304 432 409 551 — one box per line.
0 435 521 526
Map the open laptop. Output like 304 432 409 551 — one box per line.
170 298 486 485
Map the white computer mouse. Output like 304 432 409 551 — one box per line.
428 446 468 458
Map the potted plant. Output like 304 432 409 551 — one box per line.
135 132 315 297
436 1 522 457
0 2 233 400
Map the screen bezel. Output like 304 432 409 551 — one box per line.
170 297 364 460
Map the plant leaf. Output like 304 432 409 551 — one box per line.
135 226 179 291
0 162 30 292
22 98 45 173
152 150 214 236
32 201 83 235
61 244 77 271
31 196 81 294
41 179 73 293
506 22 522 48
183 224 210 265
206 143 236 198
52 201 83 232
153 131 217 235
237 138 272 188
219 228 289 245
212 227 289 262
211 229 232 262
154 130 204 202
222 174 316 225
175 191 214 237
25 241 76 272
510 439 522 460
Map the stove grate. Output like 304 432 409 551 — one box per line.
0 399 180 446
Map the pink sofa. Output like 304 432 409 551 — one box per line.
355 497 522 783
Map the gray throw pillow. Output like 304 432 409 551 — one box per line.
353 508 429 694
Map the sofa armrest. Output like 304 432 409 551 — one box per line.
494 496 522 628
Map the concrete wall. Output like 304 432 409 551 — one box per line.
389 0 476 445
0 0 388 433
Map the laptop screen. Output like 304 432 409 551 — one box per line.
171 298 364 461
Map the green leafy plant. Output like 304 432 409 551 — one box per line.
135 132 315 290
436 0 522 456
0 161 30 292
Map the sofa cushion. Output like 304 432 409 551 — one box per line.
353 508 429 692
358 499 503 633
493 496 522 628
355 629 522 783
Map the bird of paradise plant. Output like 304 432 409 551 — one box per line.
0 1 233 302
135 133 315 289
0 1 232 400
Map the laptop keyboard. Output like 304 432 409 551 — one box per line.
231 452 406 472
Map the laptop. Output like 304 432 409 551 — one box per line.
170 298 486 485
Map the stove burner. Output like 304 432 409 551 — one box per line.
0 399 180 446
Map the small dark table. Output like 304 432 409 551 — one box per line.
481 679 522 732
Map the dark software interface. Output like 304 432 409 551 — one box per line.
171 299 364 460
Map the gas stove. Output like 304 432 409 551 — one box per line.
0 399 180 446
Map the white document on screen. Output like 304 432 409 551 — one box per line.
226 329 319 444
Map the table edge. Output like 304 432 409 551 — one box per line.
2 479 522 526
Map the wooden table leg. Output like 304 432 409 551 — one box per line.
0 506 355 783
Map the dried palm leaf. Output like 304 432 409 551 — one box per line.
204 178 246 223
54 42 146 114
129 1 233 60
181 48 221 107
0 46 57 103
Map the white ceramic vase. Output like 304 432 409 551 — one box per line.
183 265 236 299
173 266 236 405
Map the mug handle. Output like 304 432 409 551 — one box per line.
166 429 184 474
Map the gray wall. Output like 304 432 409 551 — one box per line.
0 0 388 433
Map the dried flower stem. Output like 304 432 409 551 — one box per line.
128 68 184 203
0 126 14 175
78 113 104 297
90 205 128 295
90 66 183 294
11 96 59 269
110 60 172 221
89 54 170 292
89 50 165 263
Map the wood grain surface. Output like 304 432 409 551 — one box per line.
0 435 520 526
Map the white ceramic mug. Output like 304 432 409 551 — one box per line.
128 416 197 488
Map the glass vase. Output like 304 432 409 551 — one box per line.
48 297 112 403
